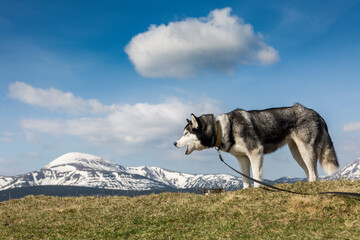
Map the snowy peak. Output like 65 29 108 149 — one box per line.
330 158 360 180
126 166 243 190
0 152 168 191
44 152 126 172
126 166 197 188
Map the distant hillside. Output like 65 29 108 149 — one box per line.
0 185 201 202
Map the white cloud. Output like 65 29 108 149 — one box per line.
344 122 360 132
125 7 279 78
14 83 221 145
21 99 220 145
8 82 114 115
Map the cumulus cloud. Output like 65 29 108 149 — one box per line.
14 83 221 146
21 99 220 145
343 122 360 132
8 82 114 115
125 7 279 78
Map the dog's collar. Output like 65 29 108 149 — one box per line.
215 121 222 148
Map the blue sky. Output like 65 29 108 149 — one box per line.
1 0 360 179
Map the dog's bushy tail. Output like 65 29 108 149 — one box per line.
320 135 339 175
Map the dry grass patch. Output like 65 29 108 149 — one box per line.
0 180 359 239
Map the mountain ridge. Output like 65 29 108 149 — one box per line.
1 153 359 192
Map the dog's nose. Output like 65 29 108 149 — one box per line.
174 142 177 147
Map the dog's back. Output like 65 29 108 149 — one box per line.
228 105 299 154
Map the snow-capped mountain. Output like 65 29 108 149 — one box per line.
0 153 171 191
324 158 360 180
1 153 359 192
126 166 243 190
0 152 243 191
275 158 360 182
44 152 126 172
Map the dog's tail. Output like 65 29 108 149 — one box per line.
320 133 339 175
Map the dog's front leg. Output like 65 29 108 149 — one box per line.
235 156 251 189
249 153 264 188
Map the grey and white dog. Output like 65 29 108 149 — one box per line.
174 104 339 188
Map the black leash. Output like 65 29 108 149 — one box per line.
216 149 360 198
217 149 309 195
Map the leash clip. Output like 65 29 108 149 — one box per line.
215 148 224 162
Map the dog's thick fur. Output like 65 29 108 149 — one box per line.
174 104 339 188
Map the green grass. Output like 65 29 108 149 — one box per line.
1 180 359 239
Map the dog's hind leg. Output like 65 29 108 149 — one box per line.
235 155 251 189
291 137 318 182
288 140 309 179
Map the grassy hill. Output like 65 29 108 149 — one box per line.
1 180 359 239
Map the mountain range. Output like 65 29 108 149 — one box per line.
1 152 359 193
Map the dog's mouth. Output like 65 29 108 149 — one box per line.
174 139 195 155
185 145 195 155
185 146 190 155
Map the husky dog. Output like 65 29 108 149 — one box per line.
174 104 339 188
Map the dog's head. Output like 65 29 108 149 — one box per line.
174 113 216 155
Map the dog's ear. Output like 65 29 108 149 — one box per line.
186 118 191 124
190 114 199 129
